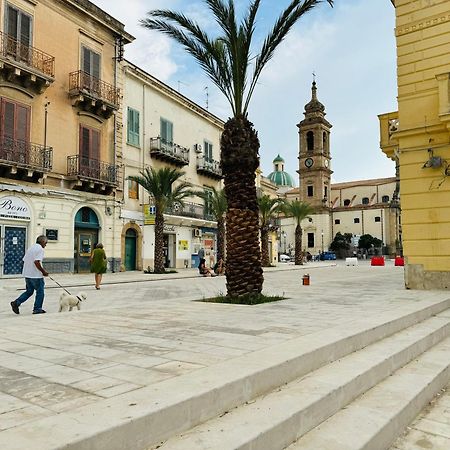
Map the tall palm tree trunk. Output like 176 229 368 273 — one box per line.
261 227 270 267
294 224 303 265
154 211 165 273
222 116 263 296
217 216 226 261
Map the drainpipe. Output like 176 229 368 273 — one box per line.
112 37 119 272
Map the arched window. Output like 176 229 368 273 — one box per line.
362 197 369 205
343 199 351 206
306 131 314 151
382 195 389 203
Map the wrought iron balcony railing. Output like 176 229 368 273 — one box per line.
69 70 120 108
150 137 189 166
0 30 55 77
0 136 53 171
67 155 117 184
165 201 215 221
196 156 222 178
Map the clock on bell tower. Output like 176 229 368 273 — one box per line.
297 80 333 211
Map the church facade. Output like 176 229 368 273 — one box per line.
272 82 400 258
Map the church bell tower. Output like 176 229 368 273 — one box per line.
297 80 333 212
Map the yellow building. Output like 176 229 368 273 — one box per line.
0 0 133 275
379 0 450 289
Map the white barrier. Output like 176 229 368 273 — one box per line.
345 257 358 266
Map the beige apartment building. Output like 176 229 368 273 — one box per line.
0 0 133 275
121 61 224 270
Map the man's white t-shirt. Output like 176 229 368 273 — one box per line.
22 243 45 278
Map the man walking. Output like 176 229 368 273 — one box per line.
10 235 49 315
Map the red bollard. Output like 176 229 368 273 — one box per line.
302 274 310 285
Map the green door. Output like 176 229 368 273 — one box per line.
124 228 137 271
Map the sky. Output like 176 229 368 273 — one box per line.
93 0 398 184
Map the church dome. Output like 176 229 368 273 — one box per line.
267 154 295 187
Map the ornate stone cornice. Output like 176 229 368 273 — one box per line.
396 12 450 36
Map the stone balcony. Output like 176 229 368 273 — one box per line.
149 137 189 167
0 31 55 94
196 156 222 179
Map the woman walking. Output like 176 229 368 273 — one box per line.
90 243 107 289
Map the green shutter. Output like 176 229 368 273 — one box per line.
127 108 140 146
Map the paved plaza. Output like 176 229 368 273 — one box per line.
0 261 449 449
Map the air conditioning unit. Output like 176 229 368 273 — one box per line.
193 228 202 237
194 143 203 153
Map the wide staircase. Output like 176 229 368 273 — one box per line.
144 299 450 450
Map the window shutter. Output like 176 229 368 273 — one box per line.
7 6 18 39
127 108 139 146
2 101 15 138
82 47 90 74
92 52 100 79
80 126 90 158
16 105 30 142
20 13 31 47
91 129 100 160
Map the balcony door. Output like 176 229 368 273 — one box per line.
81 46 101 94
0 98 30 163
5 4 32 63
79 125 100 179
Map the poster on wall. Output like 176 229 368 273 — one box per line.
204 239 214 250
143 204 155 225
178 240 189 251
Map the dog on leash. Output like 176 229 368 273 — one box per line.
59 291 87 312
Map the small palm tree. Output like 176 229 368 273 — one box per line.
282 200 315 265
258 195 282 267
129 167 192 273
196 187 227 261
142 0 333 296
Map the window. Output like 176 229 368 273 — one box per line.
6 4 32 62
343 199 351 206
323 132 328 154
307 185 314 197
335 219 340 225
382 195 389 203
204 140 213 161
82 46 100 79
375 216 381 222
306 131 314 151
128 179 139 200
324 186 328 199
354 218 360 224
160 118 173 145
307 233 315 248
362 197 369 205
127 108 140 146
79 125 100 161
0 98 30 142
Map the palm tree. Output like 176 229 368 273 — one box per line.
142 0 333 296
196 187 227 261
258 195 282 267
282 200 315 265
129 167 192 273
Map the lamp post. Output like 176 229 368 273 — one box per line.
321 231 324 253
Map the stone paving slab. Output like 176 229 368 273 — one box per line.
0 261 449 449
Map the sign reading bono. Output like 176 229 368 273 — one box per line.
0 197 31 221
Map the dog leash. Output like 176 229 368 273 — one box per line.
48 276 72 295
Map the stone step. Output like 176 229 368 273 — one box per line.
289 336 450 450
152 312 450 449
1 300 448 450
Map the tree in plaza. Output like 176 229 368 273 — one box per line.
281 199 315 265
129 167 193 273
329 232 352 258
196 187 227 261
141 0 334 297
257 195 282 267
358 234 382 253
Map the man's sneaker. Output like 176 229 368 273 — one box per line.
32 309 46 314
10 301 19 315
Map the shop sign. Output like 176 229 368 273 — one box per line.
178 240 189 251
164 225 175 233
0 196 30 221
143 204 156 225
